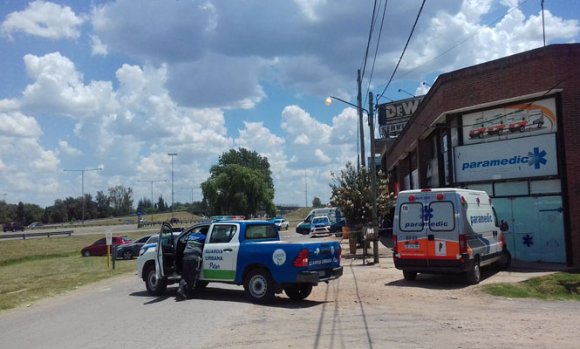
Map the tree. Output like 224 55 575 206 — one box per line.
202 148 276 217
329 162 393 227
95 191 111 218
156 196 166 212
108 185 134 216
312 197 323 208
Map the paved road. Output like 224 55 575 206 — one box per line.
1 226 578 348
1 238 579 348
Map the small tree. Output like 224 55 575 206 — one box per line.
312 197 323 208
329 162 393 227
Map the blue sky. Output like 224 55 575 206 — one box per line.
0 0 578 208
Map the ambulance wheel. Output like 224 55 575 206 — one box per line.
403 271 417 281
284 284 313 301
245 268 275 304
145 264 167 296
496 249 512 269
466 258 481 285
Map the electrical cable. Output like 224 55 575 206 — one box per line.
360 0 380 80
377 0 427 102
365 0 388 103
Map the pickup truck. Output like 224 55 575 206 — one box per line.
137 220 343 304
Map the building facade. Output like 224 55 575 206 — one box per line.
381 44 580 267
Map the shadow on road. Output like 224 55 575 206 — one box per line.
385 268 501 290
130 285 327 309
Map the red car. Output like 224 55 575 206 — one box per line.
81 236 131 257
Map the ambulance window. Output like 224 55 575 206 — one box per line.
429 201 454 231
399 202 424 232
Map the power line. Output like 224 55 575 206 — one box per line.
377 0 427 102
365 0 388 99
389 0 531 84
360 0 380 79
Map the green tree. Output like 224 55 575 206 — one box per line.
329 162 393 227
312 197 323 208
108 185 134 216
156 196 166 212
202 148 276 217
95 190 111 218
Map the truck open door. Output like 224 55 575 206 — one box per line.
155 222 175 280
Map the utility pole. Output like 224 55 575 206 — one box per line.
304 170 308 207
368 92 379 263
357 69 366 168
63 167 102 225
168 153 177 215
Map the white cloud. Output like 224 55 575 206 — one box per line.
58 140 81 157
0 111 42 138
1 0 85 40
90 34 108 56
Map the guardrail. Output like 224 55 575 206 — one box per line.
0 230 74 240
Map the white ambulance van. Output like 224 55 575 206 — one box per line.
392 188 511 284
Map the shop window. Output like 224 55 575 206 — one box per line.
466 183 493 195
530 179 561 194
494 181 528 196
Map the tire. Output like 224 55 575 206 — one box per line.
284 284 313 301
122 250 133 260
466 258 481 285
145 264 167 297
196 280 209 289
244 268 275 304
403 271 417 281
82 250 91 257
520 126 525 132
496 249 512 269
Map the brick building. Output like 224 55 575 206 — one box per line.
381 44 580 267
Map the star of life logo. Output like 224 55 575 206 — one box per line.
461 146 547 171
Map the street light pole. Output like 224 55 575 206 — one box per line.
368 92 379 263
63 167 102 225
168 153 177 215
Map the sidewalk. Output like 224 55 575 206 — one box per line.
339 234 393 264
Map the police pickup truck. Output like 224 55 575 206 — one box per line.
137 220 343 304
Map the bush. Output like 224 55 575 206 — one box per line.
329 162 393 227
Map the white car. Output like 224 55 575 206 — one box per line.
309 216 331 237
273 218 289 230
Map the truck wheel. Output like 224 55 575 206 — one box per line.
145 264 167 296
496 249 512 269
466 258 481 285
196 280 209 290
403 271 417 281
82 250 91 257
284 284 313 301
244 269 275 304
122 250 133 260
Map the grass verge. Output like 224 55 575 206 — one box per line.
481 270 580 301
0 231 148 312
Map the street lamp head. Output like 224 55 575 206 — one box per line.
325 97 332 106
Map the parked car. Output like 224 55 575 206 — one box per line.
3 222 24 232
81 236 131 257
296 207 345 236
115 235 152 260
272 218 289 230
309 216 331 237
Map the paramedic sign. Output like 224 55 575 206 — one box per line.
454 133 557 183
378 96 424 138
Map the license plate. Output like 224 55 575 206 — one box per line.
405 243 420 249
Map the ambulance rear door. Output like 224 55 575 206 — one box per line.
396 194 429 260
423 193 459 262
